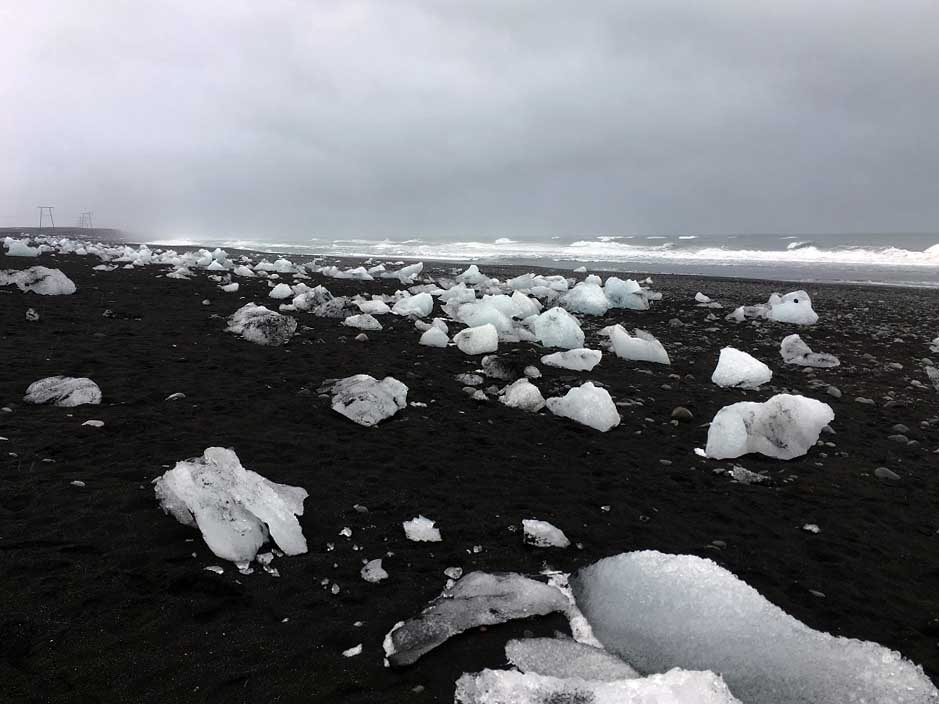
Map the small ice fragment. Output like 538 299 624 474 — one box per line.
342 644 363 657
204 565 224 575
403 515 441 542
361 558 389 583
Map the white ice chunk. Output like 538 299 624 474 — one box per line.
609 326 670 365
456 264 490 285
25 376 101 407
541 348 602 371
695 292 712 303
562 281 611 316
705 393 835 460
268 283 293 299
153 447 308 563
572 550 936 704
546 382 620 432
779 334 840 368
419 326 449 348
361 558 389 583
505 637 639 681
220 282 239 293
522 519 570 548
357 299 391 315
710 347 773 389
532 307 585 349
454 324 499 355
500 379 545 412
226 303 297 346
392 292 434 317
604 277 650 311
330 374 408 427
233 265 256 277
402 515 442 542
3 238 40 257
342 314 383 331
767 290 818 325
0 266 77 295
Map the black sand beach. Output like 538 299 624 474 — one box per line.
2 247 938 702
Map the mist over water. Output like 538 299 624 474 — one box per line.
148 232 939 287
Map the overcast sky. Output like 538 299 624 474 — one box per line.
2 1 937 240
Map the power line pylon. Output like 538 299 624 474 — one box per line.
78 211 94 228
38 206 55 229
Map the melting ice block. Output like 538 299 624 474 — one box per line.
522 519 570 548
562 281 611 316
329 374 408 427
546 382 620 432
268 283 293 299
226 303 297 346
705 393 834 460
419 326 449 348
532 307 585 349
153 447 308 563
402 515 441 542
25 376 101 407
3 238 40 257
541 348 602 371
455 668 740 704
383 571 569 666
710 347 772 389
392 292 434 318
505 637 639 681
342 313 383 331
767 290 818 325
572 550 937 704
779 334 840 368
0 266 76 295
604 277 650 310
609 326 670 365
500 379 546 412
454 323 499 355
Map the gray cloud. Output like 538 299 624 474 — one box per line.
2 0 937 239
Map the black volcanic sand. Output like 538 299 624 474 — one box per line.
2 249 938 703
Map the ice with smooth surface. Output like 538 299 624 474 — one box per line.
455 668 740 704
419 326 449 348
562 281 611 316
330 374 408 427
505 637 639 681
767 290 818 325
153 447 308 563
522 519 570 548
226 303 297 346
546 382 620 432
532 307 585 349
402 515 441 542
0 266 77 295
572 550 937 704
357 299 391 315
609 326 670 365
705 393 835 460
268 283 294 299
392 292 434 317
779 334 840 368
383 571 569 666
454 323 499 355
25 376 102 407
500 379 545 412
3 238 40 257
541 348 602 371
342 314 383 331
604 277 650 311
711 347 773 389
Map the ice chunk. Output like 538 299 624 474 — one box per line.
329 374 408 427
500 379 545 412
705 393 834 460
233 264 256 277
419 327 449 348
3 238 40 257
402 515 442 542
506 637 639 681
532 307 585 349
392 292 434 317
220 282 239 293
541 348 602 371
455 668 739 704
342 314 383 331
24 376 101 407
268 283 293 299
546 382 620 432
361 558 389 583
153 447 308 563
609 326 670 365
929 336 939 354
383 571 569 666
604 277 650 311
0 266 76 295
456 264 490 285
357 299 391 315
768 290 818 325
572 550 936 704
710 347 772 389
226 303 297 346
562 281 611 316
779 334 840 368
510 290 542 319
292 285 333 311
454 324 499 355
522 519 570 548
695 292 712 303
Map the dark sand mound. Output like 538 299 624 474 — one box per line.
1 249 938 702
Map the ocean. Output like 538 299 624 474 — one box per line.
148 232 939 287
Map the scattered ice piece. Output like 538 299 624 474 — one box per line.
506 637 639 681
361 558 389 583
455 373 484 386
25 308 40 322
268 283 293 299
153 447 308 563
165 392 186 401
384 571 569 666
70 480 86 487
727 465 768 484
522 519 570 548
357 299 391 315
81 419 104 428
220 282 239 293
802 523 821 534
546 382 620 432
695 292 712 303
541 348 602 371
562 280 611 316
25 377 101 407
609 326 670 365
500 379 546 412
419 326 449 348
226 303 297 346
604 277 651 311
710 347 772 389
392 292 434 318
204 565 224 575
329 375 408 427
573 265 587 273
0 266 76 295
339 526 352 538
780 334 840 368
453 324 499 355
532 307 585 349
705 394 834 460
768 290 818 325
572 550 936 704
3 238 40 257
444 567 463 580
402 515 441 542
342 644 363 658
343 314 383 331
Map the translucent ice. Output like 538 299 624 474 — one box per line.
329 374 408 427
342 314 383 331
779 334 840 368
500 379 546 412
454 324 499 355
522 519 570 548
541 348 602 371
505 637 639 681
532 307 585 349
609 326 670 365
402 515 442 542
562 280 611 316
711 347 773 389
392 292 434 318
767 290 818 325
604 277 650 311
419 326 449 348
0 266 77 295
226 303 297 346
546 382 620 432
